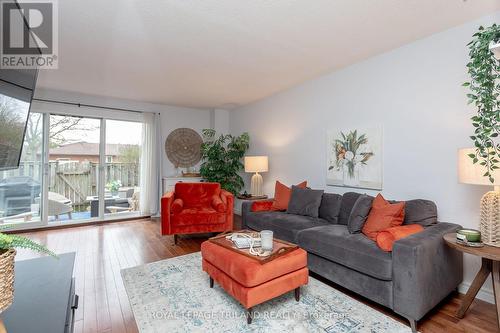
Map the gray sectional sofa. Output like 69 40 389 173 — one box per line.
241 192 463 332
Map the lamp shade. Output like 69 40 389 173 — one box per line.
244 156 268 173
458 148 500 186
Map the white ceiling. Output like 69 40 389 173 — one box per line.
36 0 500 109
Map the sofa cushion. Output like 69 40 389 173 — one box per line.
245 211 329 243
271 181 308 211
348 194 374 233
338 192 362 225
404 199 437 226
171 206 227 226
175 182 221 206
362 194 405 241
287 186 324 218
319 193 342 223
297 225 393 280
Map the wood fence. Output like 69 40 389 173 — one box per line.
2 161 140 211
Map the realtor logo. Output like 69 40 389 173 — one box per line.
0 0 58 69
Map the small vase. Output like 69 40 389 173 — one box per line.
0 249 16 313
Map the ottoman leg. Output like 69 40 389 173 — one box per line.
294 287 300 302
246 307 253 324
209 277 214 288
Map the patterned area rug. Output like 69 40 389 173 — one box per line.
121 252 412 333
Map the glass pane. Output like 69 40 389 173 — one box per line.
104 119 142 217
48 115 100 222
0 112 43 226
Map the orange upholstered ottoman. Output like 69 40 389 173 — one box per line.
201 240 308 323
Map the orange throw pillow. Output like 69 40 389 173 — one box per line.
271 181 307 211
362 194 405 241
251 200 274 212
376 224 424 252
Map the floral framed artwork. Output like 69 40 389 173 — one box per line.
326 127 382 190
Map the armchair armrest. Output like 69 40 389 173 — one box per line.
220 190 234 231
392 222 463 321
160 192 175 235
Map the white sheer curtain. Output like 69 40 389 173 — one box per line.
140 112 162 216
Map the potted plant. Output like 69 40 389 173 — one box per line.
464 24 500 182
106 180 122 196
200 129 250 195
0 228 56 323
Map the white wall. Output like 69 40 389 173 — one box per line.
230 12 500 303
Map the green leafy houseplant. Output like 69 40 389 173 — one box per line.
200 129 250 195
464 24 500 183
0 228 57 257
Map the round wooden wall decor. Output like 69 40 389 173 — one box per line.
165 128 203 168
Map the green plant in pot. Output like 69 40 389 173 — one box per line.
200 129 250 195
0 227 56 321
464 24 500 182
106 180 122 196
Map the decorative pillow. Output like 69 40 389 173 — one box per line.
271 180 307 211
287 186 324 218
362 194 405 241
338 192 362 225
376 224 424 252
319 193 342 223
403 199 438 226
211 195 226 213
347 194 374 234
171 198 184 214
251 200 274 212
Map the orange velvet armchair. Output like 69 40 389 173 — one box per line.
161 182 234 244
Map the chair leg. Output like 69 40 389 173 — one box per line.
68 212 72 219
173 234 178 245
294 287 300 301
209 277 214 288
246 307 253 324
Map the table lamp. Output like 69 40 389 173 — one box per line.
244 156 268 197
458 148 500 246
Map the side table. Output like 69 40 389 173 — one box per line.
443 233 500 329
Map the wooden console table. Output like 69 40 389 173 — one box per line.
443 233 500 329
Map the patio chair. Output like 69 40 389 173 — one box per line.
47 192 73 220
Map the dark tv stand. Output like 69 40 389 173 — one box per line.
2 253 78 333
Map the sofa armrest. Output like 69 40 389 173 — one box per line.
392 222 463 321
241 199 274 229
220 190 234 231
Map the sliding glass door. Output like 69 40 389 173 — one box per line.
1 104 147 231
104 119 142 218
0 112 44 228
47 115 101 223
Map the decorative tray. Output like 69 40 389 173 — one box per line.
209 230 298 264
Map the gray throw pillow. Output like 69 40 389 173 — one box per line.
403 199 438 226
347 194 374 233
287 186 324 218
338 192 362 225
319 193 342 223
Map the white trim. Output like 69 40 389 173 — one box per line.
42 112 50 225
98 119 106 220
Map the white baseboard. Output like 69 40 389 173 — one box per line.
458 282 494 304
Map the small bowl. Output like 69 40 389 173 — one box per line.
457 229 481 243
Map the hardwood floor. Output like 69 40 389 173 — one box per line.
13 217 498 333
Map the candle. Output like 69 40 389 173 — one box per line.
260 230 273 251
